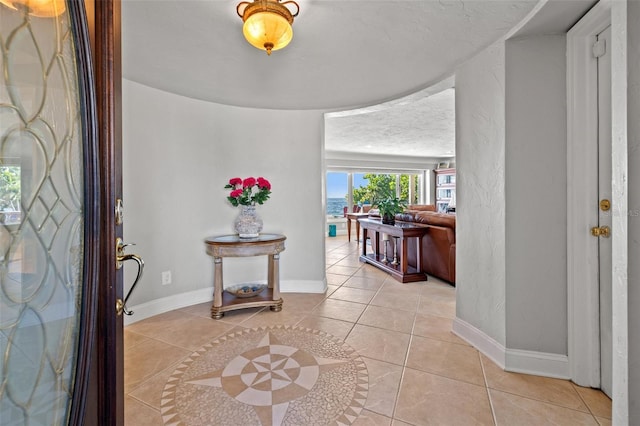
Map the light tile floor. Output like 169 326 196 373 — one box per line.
124 235 611 425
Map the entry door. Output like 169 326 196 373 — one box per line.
596 25 612 399
0 0 101 423
0 0 126 424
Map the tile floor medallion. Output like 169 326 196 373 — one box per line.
160 325 368 426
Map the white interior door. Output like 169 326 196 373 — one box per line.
596 25 612 399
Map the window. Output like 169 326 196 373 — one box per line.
0 164 21 225
326 172 348 217
400 174 419 205
326 170 423 219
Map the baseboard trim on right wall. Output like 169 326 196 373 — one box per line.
452 317 570 380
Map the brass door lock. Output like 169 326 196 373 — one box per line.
600 199 611 211
115 237 145 315
591 226 610 238
115 198 124 225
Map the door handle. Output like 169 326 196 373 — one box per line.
115 238 145 316
591 226 610 238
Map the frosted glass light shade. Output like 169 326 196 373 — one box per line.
0 0 65 17
243 12 293 55
236 0 299 55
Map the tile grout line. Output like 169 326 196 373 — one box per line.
389 293 421 426
340 240 368 341
343 235 476 426
477 345 602 415
479 352 499 425
483 381 605 417
125 393 162 416
343 239 413 425
570 382 606 422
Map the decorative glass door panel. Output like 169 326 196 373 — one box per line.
1 1 85 424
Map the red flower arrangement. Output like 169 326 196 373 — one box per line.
225 176 271 206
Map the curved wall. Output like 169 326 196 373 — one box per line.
121 79 327 321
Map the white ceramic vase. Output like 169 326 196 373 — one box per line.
234 204 263 238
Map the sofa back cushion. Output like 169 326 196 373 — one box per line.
414 211 456 229
395 211 455 230
406 204 436 212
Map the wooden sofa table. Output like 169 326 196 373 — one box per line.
358 218 429 283
346 212 369 243
204 234 285 319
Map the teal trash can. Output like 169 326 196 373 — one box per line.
328 224 337 237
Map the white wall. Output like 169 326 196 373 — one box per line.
504 35 568 354
626 1 639 419
121 80 326 312
455 3 639 414
614 0 639 421
455 41 507 347
455 34 571 371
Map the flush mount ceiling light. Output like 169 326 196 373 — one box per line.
0 0 65 17
236 0 300 56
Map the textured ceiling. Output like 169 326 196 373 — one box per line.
325 86 455 159
121 0 595 159
122 0 539 111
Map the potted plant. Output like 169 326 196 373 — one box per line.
376 197 407 224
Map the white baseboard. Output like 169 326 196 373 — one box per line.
505 348 570 379
124 279 326 326
452 317 506 368
452 317 569 379
123 287 213 326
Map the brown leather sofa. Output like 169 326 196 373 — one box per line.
394 209 456 285
405 204 437 212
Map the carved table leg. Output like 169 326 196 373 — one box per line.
211 306 224 319
211 257 224 319
269 253 283 312
270 299 283 312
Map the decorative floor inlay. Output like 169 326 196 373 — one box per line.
160 325 369 426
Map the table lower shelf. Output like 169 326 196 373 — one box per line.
360 253 427 283
211 288 283 319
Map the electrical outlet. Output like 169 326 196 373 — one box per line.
161 271 172 285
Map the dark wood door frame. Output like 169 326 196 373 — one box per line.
89 0 124 422
68 0 124 424
92 0 124 423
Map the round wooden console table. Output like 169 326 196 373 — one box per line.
204 234 286 319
